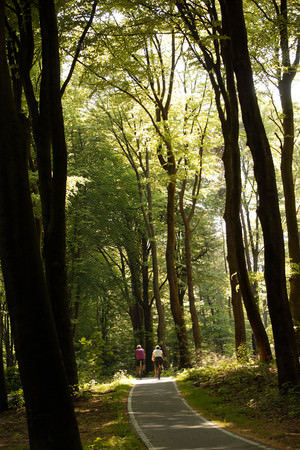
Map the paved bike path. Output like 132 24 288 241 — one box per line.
128 377 273 450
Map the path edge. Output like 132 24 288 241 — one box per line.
127 383 153 449
174 380 273 450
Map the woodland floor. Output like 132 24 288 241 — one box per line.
0 378 300 449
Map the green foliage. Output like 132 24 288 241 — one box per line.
177 356 300 419
7 389 25 409
76 331 115 381
5 367 22 393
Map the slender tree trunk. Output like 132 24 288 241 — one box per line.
185 227 202 360
166 180 191 368
0 6 82 445
142 237 154 373
0 301 8 412
240 207 258 356
179 181 202 361
230 279 247 358
127 241 145 346
220 0 300 388
138 155 167 358
4 314 14 368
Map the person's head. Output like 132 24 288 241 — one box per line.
155 345 160 349
136 344 141 349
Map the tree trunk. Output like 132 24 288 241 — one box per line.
38 0 79 387
277 0 300 350
220 13 272 363
179 181 202 361
13 0 78 387
185 228 202 360
142 237 154 373
126 241 145 345
0 302 8 412
139 154 167 359
0 7 82 446
4 313 14 367
220 0 300 388
166 180 191 368
176 0 271 364
230 280 246 359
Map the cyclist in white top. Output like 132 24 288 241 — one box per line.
152 345 164 378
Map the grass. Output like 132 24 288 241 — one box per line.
176 358 300 449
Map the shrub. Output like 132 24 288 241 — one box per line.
5 366 22 392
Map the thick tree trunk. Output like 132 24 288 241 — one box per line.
279 67 300 351
221 32 272 363
15 0 78 386
220 6 272 363
220 0 300 388
0 7 82 446
38 0 79 387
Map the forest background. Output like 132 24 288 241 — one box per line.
0 0 300 448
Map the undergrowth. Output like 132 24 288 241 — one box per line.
177 359 300 418
176 357 300 449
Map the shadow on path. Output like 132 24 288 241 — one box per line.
128 377 274 450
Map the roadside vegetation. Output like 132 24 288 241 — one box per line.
1 356 300 449
177 355 300 450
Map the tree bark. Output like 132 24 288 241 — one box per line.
142 237 154 373
179 179 202 361
38 0 79 387
276 0 300 351
176 0 272 364
220 5 272 363
9 0 78 387
220 0 300 388
0 300 8 412
166 180 191 368
127 249 145 346
148 31 191 368
0 4 82 446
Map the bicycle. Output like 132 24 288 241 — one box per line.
137 360 143 379
157 360 163 380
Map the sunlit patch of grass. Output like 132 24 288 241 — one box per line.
87 435 143 449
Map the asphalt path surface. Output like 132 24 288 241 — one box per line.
128 377 274 450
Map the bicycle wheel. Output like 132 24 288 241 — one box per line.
157 364 161 380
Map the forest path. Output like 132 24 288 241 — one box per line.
128 378 273 450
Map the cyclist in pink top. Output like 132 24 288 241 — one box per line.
135 345 145 377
